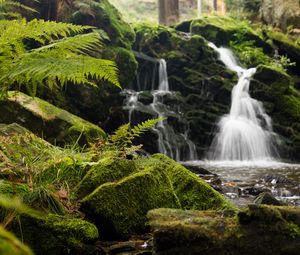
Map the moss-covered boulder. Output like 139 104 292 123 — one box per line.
80 165 180 239
148 205 300 255
0 226 33 255
141 154 233 210
190 15 270 49
0 91 105 146
71 0 135 49
0 123 95 195
12 214 99 255
74 157 137 199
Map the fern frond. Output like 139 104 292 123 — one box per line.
32 32 104 55
0 0 38 14
0 19 121 95
0 54 120 90
108 118 165 150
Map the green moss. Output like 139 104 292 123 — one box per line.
0 180 29 197
103 46 138 85
71 0 135 49
191 15 262 46
74 157 137 199
13 214 98 255
80 165 180 238
0 91 106 145
144 154 233 210
0 226 33 255
148 206 300 255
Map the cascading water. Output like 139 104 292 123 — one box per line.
208 42 278 162
122 58 197 161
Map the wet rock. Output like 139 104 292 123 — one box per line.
254 192 284 206
262 174 297 185
181 163 216 176
148 205 300 255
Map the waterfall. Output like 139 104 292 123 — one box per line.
122 58 197 161
208 42 278 161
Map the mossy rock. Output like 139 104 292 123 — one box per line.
267 30 300 74
71 0 135 49
252 65 300 160
80 165 180 239
148 205 300 255
190 15 269 49
0 91 105 146
103 46 138 86
147 154 233 210
12 214 98 255
0 226 33 255
74 157 137 199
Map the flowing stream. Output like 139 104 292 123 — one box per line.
122 58 197 161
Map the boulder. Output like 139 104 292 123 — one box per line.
74 157 137 199
148 205 300 255
0 91 105 146
148 154 233 210
70 0 135 49
12 214 99 255
190 15 270 50
0 226 33 255
254 192 284 206
0 123 94 192
80 165 181 239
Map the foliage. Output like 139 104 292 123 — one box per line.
91 118 164 157
0 18 120 97
230 30 295 71
23 186 65 215
0 0 37 20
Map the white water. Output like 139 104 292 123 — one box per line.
207 43 278 162
123 59 197 161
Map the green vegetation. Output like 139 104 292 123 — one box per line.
0 1 120 97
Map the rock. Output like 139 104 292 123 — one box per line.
0 226 33 255
0 91 105 146
12 213 99 255
251 65 300 160
254 192 284 206
80 165 180 239
145 154 233 210
70 0 135 49
190 15 271 50
266 30 300 74
148 205 300 255
181 163 216 176
74 157 137 199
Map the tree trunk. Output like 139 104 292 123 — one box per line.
213 0 218 11
158 0 179 26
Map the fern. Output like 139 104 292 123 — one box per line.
0 19 120 96
107 118 165 156
0 0 38 19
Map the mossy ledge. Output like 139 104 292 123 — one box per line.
0 91 106 146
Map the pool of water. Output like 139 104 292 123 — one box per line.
183 160 300 207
